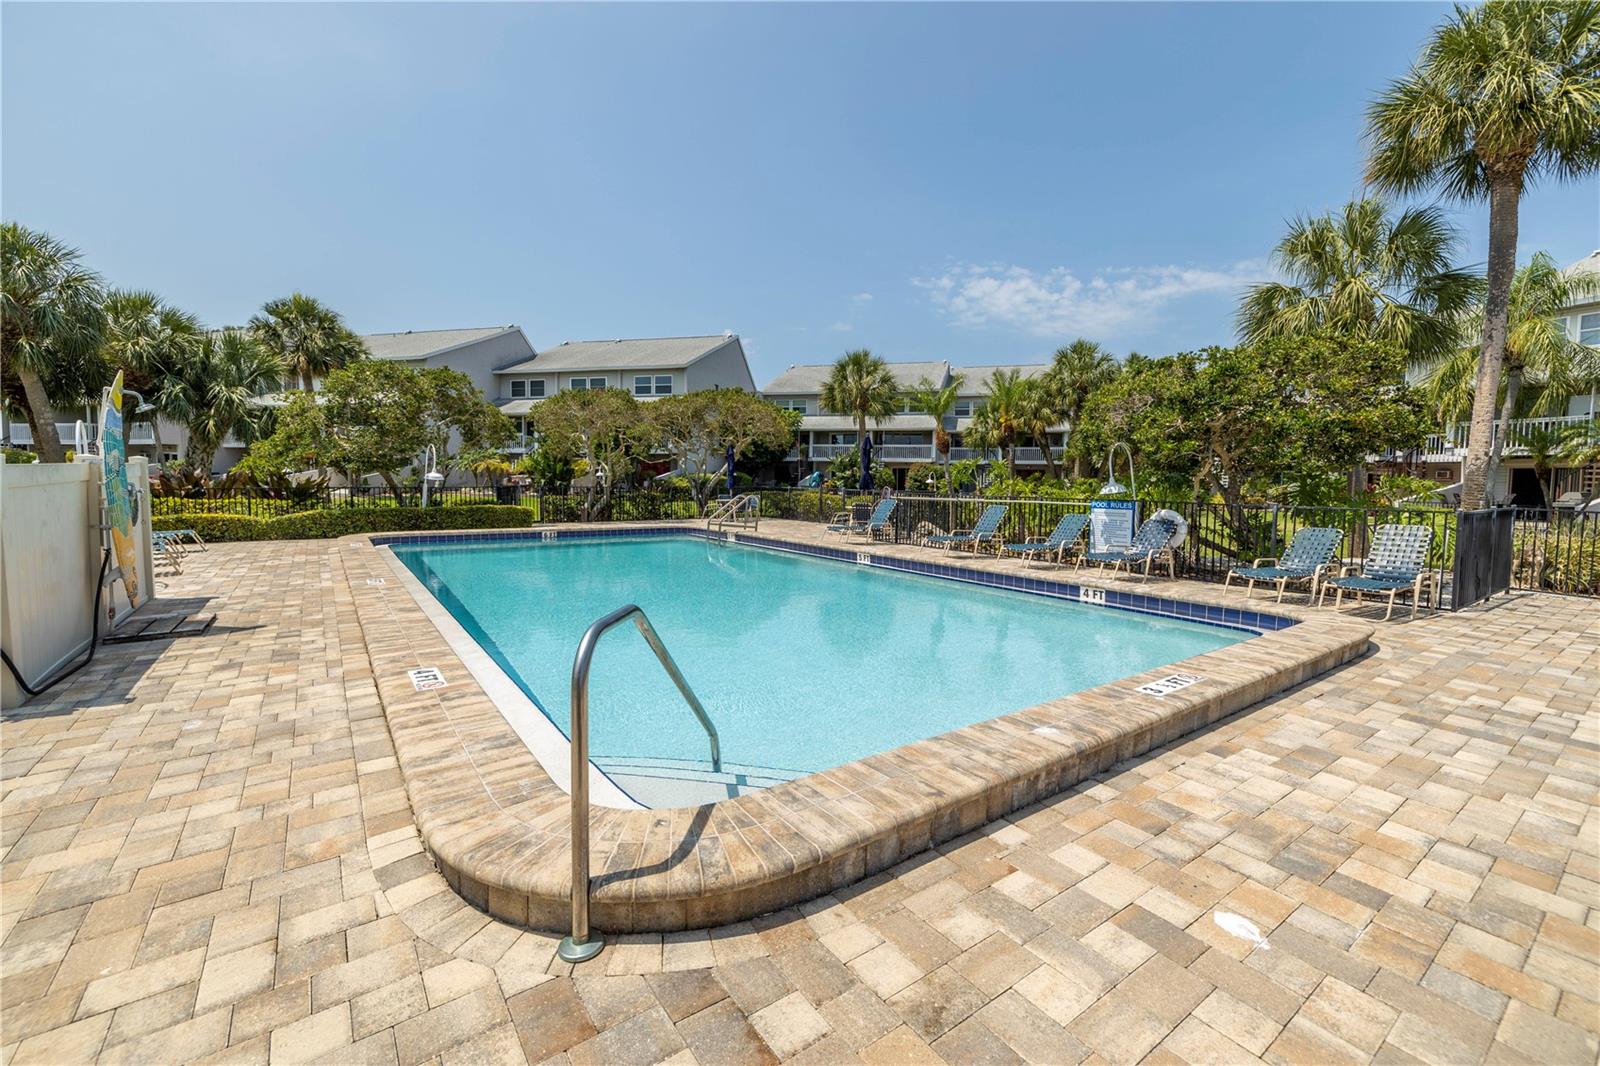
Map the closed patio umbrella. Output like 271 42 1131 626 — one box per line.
859 434 874 492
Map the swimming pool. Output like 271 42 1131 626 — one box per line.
389 532 1248 805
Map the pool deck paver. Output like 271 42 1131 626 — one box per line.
0 525 1595 1064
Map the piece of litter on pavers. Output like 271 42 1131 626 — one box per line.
1214 911 1271 950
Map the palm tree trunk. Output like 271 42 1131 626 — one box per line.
1038 433 1060 481
1484 365 1522 501
1460 175 1521 510
16 366 67 463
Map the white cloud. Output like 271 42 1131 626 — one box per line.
914 260 1265 337
828 321 854 333
850 292 874 304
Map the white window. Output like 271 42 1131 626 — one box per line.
1580 312 1600 347
953 401 974 417
774 399 808 412
633 375 653 396
654 375 673 395
570 377 607 391
511 380 527 398
528 379 545 398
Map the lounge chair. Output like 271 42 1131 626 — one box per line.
1224 526 1342 602
1319 523 1436 621
999 512 1089 567
848 498 897 540
826 501 875 537
926 505 1008 553
1079 516 1180 578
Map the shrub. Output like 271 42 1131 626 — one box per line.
153 504 535 541
3 446 39 464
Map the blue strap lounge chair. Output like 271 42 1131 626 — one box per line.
926 504 1008 553
1319 523 1436 620
848 498 897 540
826 500 880 537
1224 526 1342 602
1079 516 1180 578
1000 512 1089 567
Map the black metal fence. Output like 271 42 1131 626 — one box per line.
1509 509 1600 597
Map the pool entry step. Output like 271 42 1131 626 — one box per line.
593 756 799 807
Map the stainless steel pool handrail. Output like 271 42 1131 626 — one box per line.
558 603 721 964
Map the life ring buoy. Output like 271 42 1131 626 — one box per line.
1153 508 1188 549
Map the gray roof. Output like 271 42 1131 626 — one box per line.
495 335 740 374
1563 251 1599 279
955 363 1052 393
800 414 938 432
763 360 950 394
360 326 523 361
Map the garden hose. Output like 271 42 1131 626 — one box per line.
1 550 111 699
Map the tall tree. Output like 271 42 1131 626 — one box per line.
0 223 107 462
1366 0 1600 509
648 390 795 513
967 369 1031 476
818 349 899 449
905 373 964 489
1421 252 1600 488
531 387 652 520
1016 377 1065 481
1237 198 1481 365
164 330 283 472
99 290 203 460
1044 339 1119 477
249 293 366 392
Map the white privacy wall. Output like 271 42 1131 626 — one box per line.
1 457 153 708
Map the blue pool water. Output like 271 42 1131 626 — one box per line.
391 535 1245 779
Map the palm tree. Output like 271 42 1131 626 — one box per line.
1016 377 1065 481
1044 338 1119 477
1367 0 1600 509
969 369 1030 476
1514 421 1597 511
249 293 365 392
1421 252 1600 488
1 223 107 462
99 290 203 460
165 330 284 472
905 373 964 489
818 349 899 452
1237 198 1481 365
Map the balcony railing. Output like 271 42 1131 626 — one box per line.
1408 414 1597 461
809 444 857 460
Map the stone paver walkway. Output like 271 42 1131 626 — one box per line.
2 536 1597 1065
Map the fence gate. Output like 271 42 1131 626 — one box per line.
1452 508 1514 610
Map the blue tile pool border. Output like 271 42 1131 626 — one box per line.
370 525 1295 636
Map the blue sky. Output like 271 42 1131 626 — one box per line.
5 2 1596 387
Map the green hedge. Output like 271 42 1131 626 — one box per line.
153 505 536 542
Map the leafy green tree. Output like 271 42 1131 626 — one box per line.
1366 0 1600 509
1238 198 1482 367
905 373 965 489
163 330 284 472
647 390 795 513
819 349 899 447
1516 420 1600 510
513 446 574 491
530 387 651 519
1421 252 1600 487
99 290 204 459
1076 335 1428 526
0 223 108 462
243 361 511 500
1044 339 1119 477
966 369 1031 475
249 293 366 392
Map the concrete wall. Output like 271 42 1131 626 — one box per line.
1 457 153 708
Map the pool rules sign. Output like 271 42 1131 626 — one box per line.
1089 499 1139 552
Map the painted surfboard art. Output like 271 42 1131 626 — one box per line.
101 371 140 606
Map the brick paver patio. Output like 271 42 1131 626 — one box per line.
2 536 1596 1065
